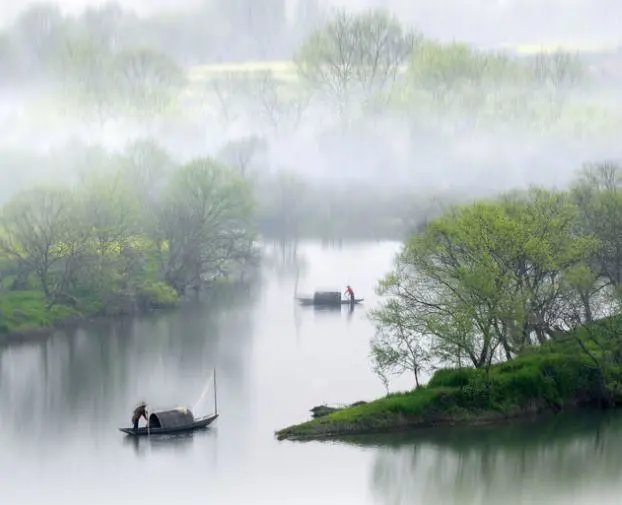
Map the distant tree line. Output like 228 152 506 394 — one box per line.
0 4 605 127
0 0 322 83
0 139 459 249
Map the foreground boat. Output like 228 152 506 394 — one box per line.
120 369 219 437
119 410 218 436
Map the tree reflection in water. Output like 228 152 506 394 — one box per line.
0 281 259 452
122 429 216 459
346 411 622 505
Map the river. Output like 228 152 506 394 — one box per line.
1 240 622 505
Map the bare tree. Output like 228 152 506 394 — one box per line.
205 72 255 128
294 8 418 115
216 135 268 177
370 299 431 389
532 50 584 89
249 70 283 130
115 47 186 118
12 3 66 78
61 35 118 128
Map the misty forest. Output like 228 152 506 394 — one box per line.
1 0 622 382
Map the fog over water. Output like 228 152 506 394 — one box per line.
1 1 622 504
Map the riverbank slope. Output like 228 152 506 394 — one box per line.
276 318 622 441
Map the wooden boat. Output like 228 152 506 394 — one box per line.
119 410 218 436
296 297 364 306
296 291 364 307
120 370 219 437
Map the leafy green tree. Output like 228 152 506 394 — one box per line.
372 187 599 375
408 41 520 107
0 186 72 299
157 158 256 292
571 161 622 288
82 176 138 248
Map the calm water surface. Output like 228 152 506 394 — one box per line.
1 241 622 505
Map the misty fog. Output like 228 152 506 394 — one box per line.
0 0 621 239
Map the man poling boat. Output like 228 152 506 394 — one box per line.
119 370 219 437
131 402 148 430
344 285 355 302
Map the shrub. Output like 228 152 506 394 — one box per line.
135 281 179 310
428 367 486 388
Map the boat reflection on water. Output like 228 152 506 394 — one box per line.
123 428 216 457
296 301 359 322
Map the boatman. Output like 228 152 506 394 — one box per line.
132 402 148 430
344 285 355 302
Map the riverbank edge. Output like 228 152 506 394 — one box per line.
0 288 181 345
0 301 180 345
275 398 591 442
275 329 622 442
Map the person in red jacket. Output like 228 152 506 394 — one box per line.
344 285 355 302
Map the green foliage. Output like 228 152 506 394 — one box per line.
0 1 611 137
409 41 521 93
0 140 256 338
0 291 78 334
372 185 603 381
428 367 486 388
160 157 256 292
276 327 615 440
134 281 179 310
571 162 622 288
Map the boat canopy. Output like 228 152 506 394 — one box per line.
148 407 194 429
313 291 341 304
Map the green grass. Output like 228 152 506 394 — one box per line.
0 291 79 335
0 281 179 338
275 321 618 441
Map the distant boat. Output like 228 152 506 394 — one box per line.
119 371 219 437
295 291 364 307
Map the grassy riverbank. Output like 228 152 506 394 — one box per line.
0 282 179 342
276 318 622 441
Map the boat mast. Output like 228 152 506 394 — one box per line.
213 368 218 416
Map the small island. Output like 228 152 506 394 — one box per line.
277 164 622 441
277 316 621 441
